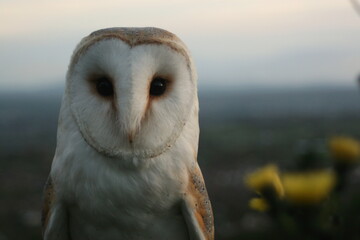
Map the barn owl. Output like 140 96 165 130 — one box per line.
41 27 214 240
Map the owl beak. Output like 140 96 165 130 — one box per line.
117 96 146 146
116 78 149 146
128 132 134 145
121 118 139 145
122 107 145 145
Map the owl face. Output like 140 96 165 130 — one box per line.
66 28 197 159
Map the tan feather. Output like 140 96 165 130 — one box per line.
184 164 214 240
69 27 191 74
41 176 55 236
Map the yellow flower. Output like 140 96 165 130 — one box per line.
249 198 269 212
245 164 285 198
282 170 336 205
329 137 360 163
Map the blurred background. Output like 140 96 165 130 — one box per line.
1 0 360 239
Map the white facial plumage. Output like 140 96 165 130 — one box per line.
68 28 196 160
43 27 214 240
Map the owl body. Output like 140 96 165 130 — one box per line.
43 28 214 240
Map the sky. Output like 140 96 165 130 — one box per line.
1 0 360 91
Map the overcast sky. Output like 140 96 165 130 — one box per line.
1 0 360 90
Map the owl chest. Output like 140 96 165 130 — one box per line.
74 169 183 213
64 158 188 238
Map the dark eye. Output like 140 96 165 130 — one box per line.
150 77 167 96
96 77 114 97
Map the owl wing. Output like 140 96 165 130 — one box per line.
181 163 214 240
42 176 70 240
42 176 54 233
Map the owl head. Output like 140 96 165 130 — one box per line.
63 27 198 159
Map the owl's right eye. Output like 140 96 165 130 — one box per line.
96 77 114 97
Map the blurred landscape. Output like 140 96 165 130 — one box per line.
1 85 360 239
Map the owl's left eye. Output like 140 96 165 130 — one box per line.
150 77 167 96
96 77 114 97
